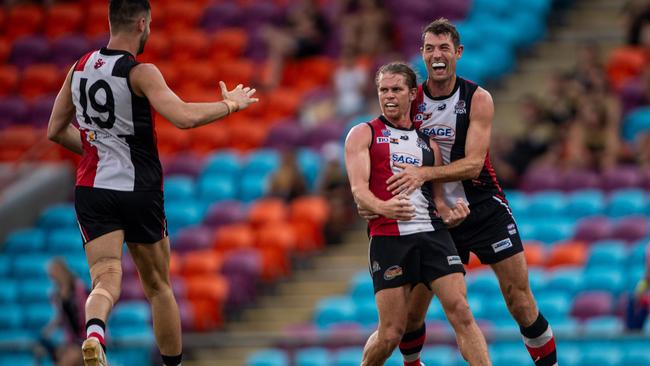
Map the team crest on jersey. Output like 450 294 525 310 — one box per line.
437 103 447 111
94 58 105 69
383 265 403 280
389 137 399 144
454 100 466 114
416 138 430 151
417 103 426 112
381 129 391 137
415 112 433 122
87 131 96 142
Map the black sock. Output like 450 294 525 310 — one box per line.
399 324 426 365
520 313 557 366
162 353 182 366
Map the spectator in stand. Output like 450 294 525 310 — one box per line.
540 71 578 126
269 149 307 202
340 0 392 57
260 0 329 88
334 51 369 117
625 242 650 331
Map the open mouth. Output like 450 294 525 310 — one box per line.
385 102 398 110
431 62 446 71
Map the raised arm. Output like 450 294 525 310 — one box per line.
344 124 414 221
129 63 258 129
386 87 494 194
47 65 82 155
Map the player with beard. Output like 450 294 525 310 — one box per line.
361 18 558 366
46 1 258 365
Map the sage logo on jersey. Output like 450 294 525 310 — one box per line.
391 153 421 166
447 255 462 265
491 238 513 253
383 265 403 280
421 125 456 140
376 137 390 144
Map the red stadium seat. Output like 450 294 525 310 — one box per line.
465 253 486 271
19 64 63 99
168 30 209 63
162 2 203 32
138 31 170 63
181 250 223 276
255 222 297 252
290 196 330 228
0 65 19 96
6 5 45 40
177 61 218 91
546 240 587 268
156 61 180 89
209 28 249 61
264 87 303 120
258 246 290 282
185 275 228 330
84 3 109 38
187 124 230 155
169 252 181 277
293 57 335 91
217 59 255 88
155 119 190 154
227 121 269 152
45 4 83 39
248 198 288 227
0 9 5 34
289 220 322 252
0 38 9 64
523 241 545 267
0 126 41 161
213 224 255 253
606 47 647 90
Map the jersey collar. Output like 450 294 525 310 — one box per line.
422 76 460 101
379 115 415 131
100 47 135 58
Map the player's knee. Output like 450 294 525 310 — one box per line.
503 282 535 322
445 298 474 329
377 325 405 351
89 257 123 305
405 309 426 331
141 273 172 300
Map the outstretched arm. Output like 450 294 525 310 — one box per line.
386 87 494 194
47 65 82 155
129 63 258 129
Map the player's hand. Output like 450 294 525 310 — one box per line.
438 198 470 228
380 193 415 221
357 205 379 221
386 163 427 195
219 81 259 112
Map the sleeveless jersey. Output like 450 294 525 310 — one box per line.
411 77 505 207
366 116 445 237
71 48 162 192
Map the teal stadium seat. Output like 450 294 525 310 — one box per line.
420 345 459 366
243 149 280 176
587 240 627 268
426 297 448 321
545 267 584 295
24 303 55 332
0 279 17 304
13 254 51 278
354 299 377 327
583 316 623 336
480 294 512 322
582 267 625 295
466 270 501 296
579 344 622 366
203 150 242 177
342 115 375 143
511 11 546 45
314 297 356 329
566 190 605 218
109 325 155 346
331 347 362 366
527 268 548 294
629 240 648 267
198 174 237 203
165 201 203 235
0 352 35 366
503 191 528 219
536 291 571 320
348 271 373 302
295 347 330 366
239 173 270 203
548 317 579 338
38 203 77 230
490 342 531 366
18 279 53 304
607 189 647 218
110 301 151 326
3 228 45 253
163 176 195 202
297 148 321 191
0 304 23 330
47 228 83 254
247 349 289 366
107 347 152 366
622 106 650 142
0 329 34 348
621 349 650 366
527 191 566 218
556 343 582 366
384 351 402 366
532 219 574 244
0 255 9 278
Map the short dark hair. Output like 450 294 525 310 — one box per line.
422 17 460 49
375 62 418 89
109 0 151 32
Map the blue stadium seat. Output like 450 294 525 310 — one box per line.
332 347 363 366
343 115 375 143
107 347 152 366
629 240 648 267
243 149 280 176
477 40 516 79
0 352 35 366
203 150 242 177
621 349 650 366
354 298 378 327
547 317 579 338
622 106 650 141
480 294 512 322
247 349 289 366
466 271 501 296
38 203 77 230
528 268 547 294
3 228 45 253
110 325 155 346
533 219 574 244
582 268 625 295
110 301 151 326
527 191 566 218
239 173 270 203
470 0 511 19
0 304 23 330
456 50 489 85
579 344 622 366
466 294 485 320
197 174 237 203
12 254 51 278
0 279 17 304
163 176 195 202
295 347 330 366
23 303 55 332
349 272 373 302
583 316 623 336
0 255 9 278
607 189 647 218
491 342 531 365
47 228 83 254
566 190 605 218
545 268 584 295
626 265 646 292
511 11 546 45
165 201 203 235
420 345 458 366
556 343 582 366
314 297 356 329
297 148 321 191
536 291 571 320
586 240 627 268
0 329 35 348
18 279 53 304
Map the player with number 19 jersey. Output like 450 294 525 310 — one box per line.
72 48 162 192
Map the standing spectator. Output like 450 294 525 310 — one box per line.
334 51 369 117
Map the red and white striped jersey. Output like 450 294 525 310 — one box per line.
366 116 445 237
71 48 162 191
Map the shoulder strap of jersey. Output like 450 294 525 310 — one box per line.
411 84 424 129
74 50 96 72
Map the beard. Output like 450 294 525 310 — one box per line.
137 31 148 55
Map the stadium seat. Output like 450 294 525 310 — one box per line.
202 150 242 177
546 241 586 268
537 291 571 320
420 345 458 366
47 228 83 254
466 270 501 296
181 250 222 277
525 191 567 218
45 3 83 39
203 200 246 228
0 279 17 304
612 216 649 243
177 61 217 91
621 349 650 366
19 64 63 99
213 224 255 253
602 166 643 191
228 121 269 151
169 30 209 63
83 3 109 37
208 27 248 61
565 189 605 218
348 271 374 302
582 267 625 295
607 189 647 218
294 347 330 366
3 228 45 253
427 296 449 321
290 196 330 228
545 267 584 295
6 5 45 40
110 301 151 326
23 303 55 331
296 149 321 190
579 344 622 366
583 316 623 336
628 240 648 268
12 254 51 279
137 31 169 63
574 216 614 243
0 352 35 366
164 176 195 202
480 294 513 322
187 123 230 154
491 342 532 365
0 65 18 96
523 241 545 267
354 298 379 327
239 173 271 202
173 225 215 252
586 240 627 268
606 46 646 90
256 222 297 253
622 107 650 142
247 349 289 366
314 297 356 329
248 198 288 227
331 347 363 366
18 279 53 304
571 291 614 320
165 201 204 236
197 174 238 203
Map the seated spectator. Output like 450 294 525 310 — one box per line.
340 0 392 57
334 51 369 117
318 142 354 244
269 149 307 201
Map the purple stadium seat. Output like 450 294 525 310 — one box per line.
203 200 246 228
90 34 110 51
177 298 195 331
173 225 215 252
574 216 614 243
162 153 204 177
437 0 472 20
9 36 51 68
263 122 304 150
562 170 601 191
571 291 614 320
612 216 649 243
122 254 138 277
305 121 345 150
619 78 646 115
283 323 321 344
325 322 364 345
27 96 55 127
0 97 29 126
520 166 563 192
225 273 256 307
602 166 642 191
200 2 242 31
51 35 92 68
221 249 262 279
171 276 187 299
121 275 145 300
243 2 283 26
641 170 650 191
245 30 269 61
